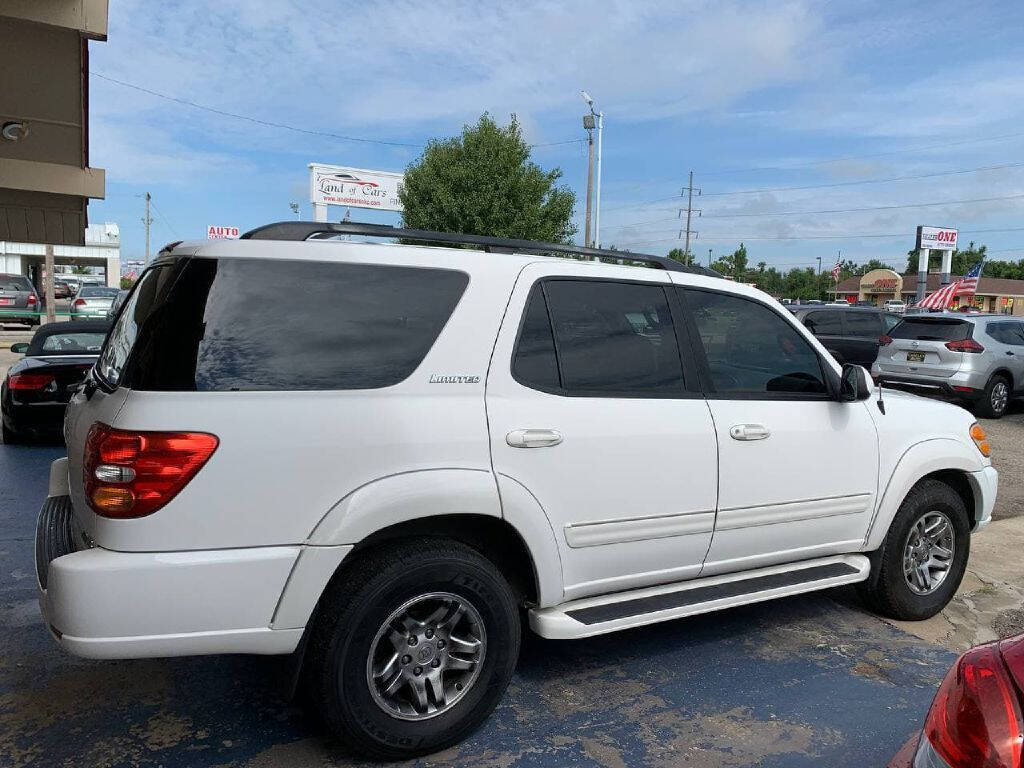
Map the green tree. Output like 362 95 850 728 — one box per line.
71 265 91 275
667 247 688 265
399 113 576 243
711 243 749 280
855 259 894 275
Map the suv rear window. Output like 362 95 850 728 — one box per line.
0 276 31 291
890 318 970 342
99 257 468 391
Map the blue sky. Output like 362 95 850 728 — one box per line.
89 0 1024 272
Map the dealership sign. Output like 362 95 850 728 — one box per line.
916 225 958 251
309 163 403 212
207 225 240 239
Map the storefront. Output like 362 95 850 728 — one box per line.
832 269 1024 315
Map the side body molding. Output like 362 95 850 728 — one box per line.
864 438 986 551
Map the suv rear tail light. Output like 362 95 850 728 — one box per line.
83 423 218 519
8 372 56 390
917 642 1023 768
73 298 86 307
879 335 893 346
27 293 37 305
945 338 985 353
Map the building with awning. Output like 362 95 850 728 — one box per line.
0 1 108 246
831 268 1024 315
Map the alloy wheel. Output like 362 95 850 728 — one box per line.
902 511 955 595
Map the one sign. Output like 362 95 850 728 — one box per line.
916 225 958 251
309 163 403 212
207 225 240 239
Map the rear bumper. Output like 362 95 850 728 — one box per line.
2 401 67 436
36 493 308 659
871 369 988 399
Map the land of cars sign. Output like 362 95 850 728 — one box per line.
309 163 404 212
916 225 958 251
207 225 240 239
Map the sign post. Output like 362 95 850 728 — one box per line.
915 226 958 302
309 164 404 222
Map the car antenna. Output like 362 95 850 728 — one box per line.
876 376 886 415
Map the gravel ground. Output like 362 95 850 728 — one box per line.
978 403 1024 521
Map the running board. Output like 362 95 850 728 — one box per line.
529 554 870 640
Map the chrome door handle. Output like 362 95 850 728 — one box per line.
506 429 563 448
729 424 770 441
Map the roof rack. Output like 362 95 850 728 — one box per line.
240 221 721 277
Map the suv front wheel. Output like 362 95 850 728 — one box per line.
304 539 520 760
859 478 970 620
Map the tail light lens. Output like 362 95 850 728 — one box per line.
83 423 219 519
879 335 894 346
945 338 985 353
73 298 86 307
917 642 1023 768
27 293 37 305
8 372 56 390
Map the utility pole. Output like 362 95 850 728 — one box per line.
679 170 701 262
583 115 595 248
708 248 713 268
581 90 604 248
143 192 153 264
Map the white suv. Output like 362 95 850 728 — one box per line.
35 222 998 759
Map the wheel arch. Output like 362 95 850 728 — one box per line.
864 438 985 551
988 367 1014 390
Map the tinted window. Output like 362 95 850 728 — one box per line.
512 286 560 390
803 311 843 335
890 318 970 342
988 322 1024 346
845 312 882 337
102 258 468 391
541 280 684 395
687 290 827 396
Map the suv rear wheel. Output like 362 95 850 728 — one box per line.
859 478 970 620
304 539 520 760
973 374 1010 419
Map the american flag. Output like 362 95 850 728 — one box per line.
831 256 842 283
917 259 984 310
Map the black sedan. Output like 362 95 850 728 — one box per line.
1 320 109 443
789 305 902 369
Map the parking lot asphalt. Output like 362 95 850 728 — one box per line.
0 441 964 768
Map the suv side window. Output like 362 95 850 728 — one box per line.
513 279 686 396
989 321 1024 346
803 310 843 336
844 312 882 337
685 289 828 396
882 314 901 333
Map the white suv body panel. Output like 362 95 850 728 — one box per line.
37 238 998 659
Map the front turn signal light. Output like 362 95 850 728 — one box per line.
969 423 991 457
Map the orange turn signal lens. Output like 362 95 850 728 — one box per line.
91 486 136 515
969 423 991 457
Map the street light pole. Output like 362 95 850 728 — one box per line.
581 91 603 248
582 116 595 248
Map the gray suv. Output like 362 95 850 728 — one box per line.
873 314 1024 418
0 273 41 326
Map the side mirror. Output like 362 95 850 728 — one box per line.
10 342 29 354
839 363 872 402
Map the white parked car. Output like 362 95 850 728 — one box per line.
35 223 998 759
885 299 907 314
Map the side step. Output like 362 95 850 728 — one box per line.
529 555 870 639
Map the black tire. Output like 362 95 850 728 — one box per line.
303 539 520 760
858 478 970 620
972 374 1011 419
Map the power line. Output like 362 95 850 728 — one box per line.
147 198 179 238
614 226 1024 246
91 71 583 150
701 192 1024 219
697 130 1024 176
700 161 1024 197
